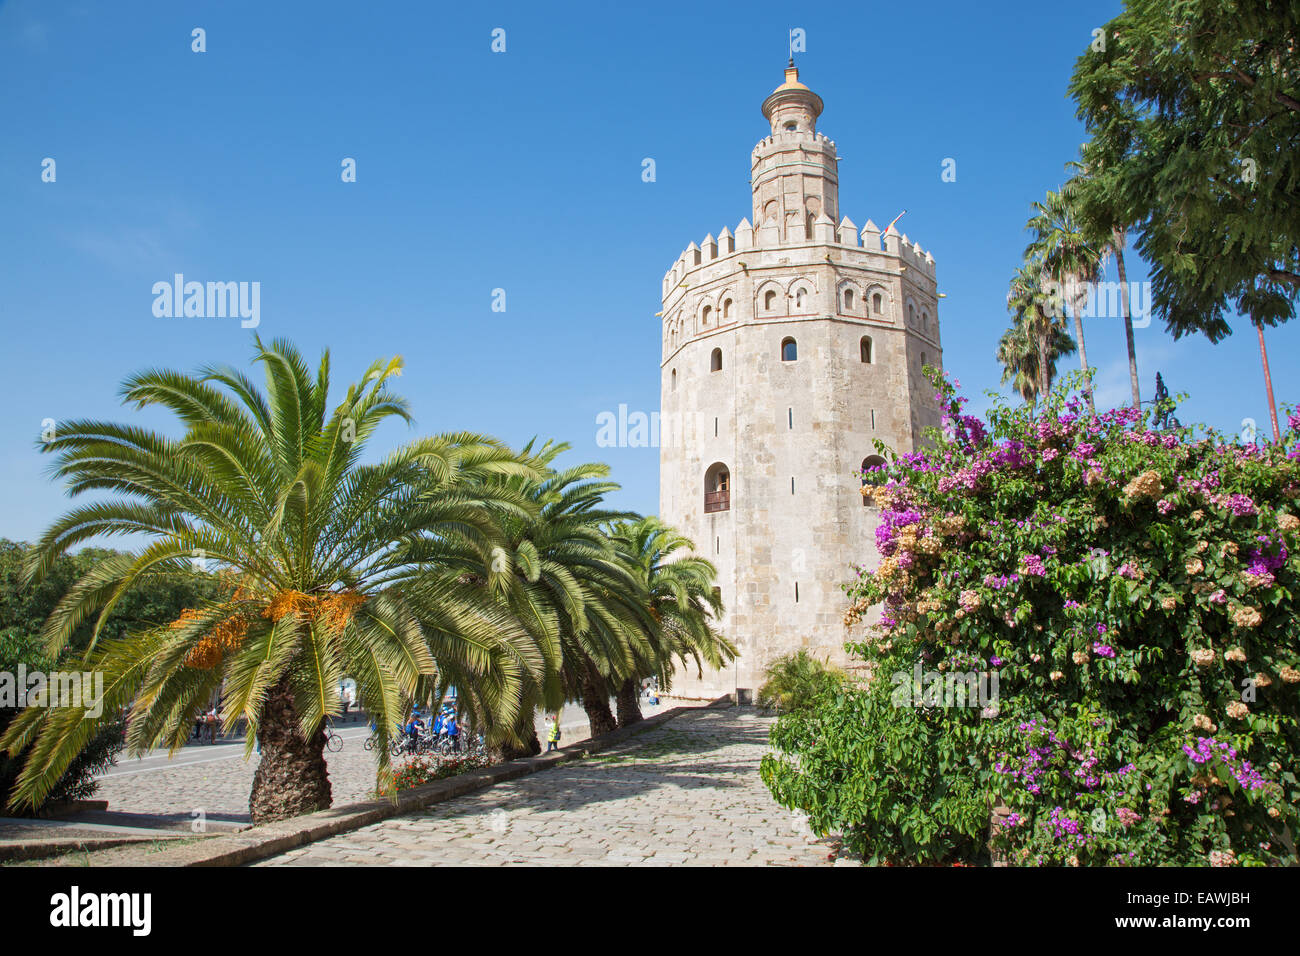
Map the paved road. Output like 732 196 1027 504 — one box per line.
256 707 832 867
91 702 666 825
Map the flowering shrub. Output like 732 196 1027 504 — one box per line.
762 373 1300 865
376 752 490 796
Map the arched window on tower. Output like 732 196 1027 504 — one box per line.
710 348 722 372
908 303 915 324
794 287 807 311
922 311 929 332
764 290 778 312
781 337 798 362
843 288 855 312
861 455 887 506
722 298 733 320
704 462 731 513
873 292 883 315
860 336 874 364
702 305 713 327
671 368 677 390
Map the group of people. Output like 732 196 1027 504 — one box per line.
192 705 221 744
402 703 460 753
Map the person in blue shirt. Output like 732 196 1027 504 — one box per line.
404 714 421 753
445 712 460 753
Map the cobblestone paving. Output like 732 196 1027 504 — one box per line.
257 708 832 866
94 730 378 826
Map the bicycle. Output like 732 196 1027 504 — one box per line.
324 717 344 753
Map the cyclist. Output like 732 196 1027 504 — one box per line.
403 713 422 753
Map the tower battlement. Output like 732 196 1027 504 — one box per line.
662 219 937 300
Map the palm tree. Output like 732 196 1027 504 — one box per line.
1071 154 1142 407
1026 185 1103 412
1006 261 1073 401
608 518 733 727
2 339 543 821
756 650 844 713
478 441 652 742
996 322 1044 409
996 318 1075 410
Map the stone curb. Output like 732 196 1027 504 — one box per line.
24 699 725 868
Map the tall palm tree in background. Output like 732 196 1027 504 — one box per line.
1006 261 1073 402
1071 154 1142 407
1026 185 1103 413
996 316 1075 410
608 518 733 727
2 340 543 821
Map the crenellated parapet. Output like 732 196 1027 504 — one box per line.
661 215 937 303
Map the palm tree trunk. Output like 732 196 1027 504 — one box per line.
1254 318 1282 442
1037 337 1052 402
1070 283 1094 414
616 678 643 728
1113 231 1140 407
249 677 332 823
495 728 541 761
579 674 618 738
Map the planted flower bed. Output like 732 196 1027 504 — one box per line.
376 753 492 797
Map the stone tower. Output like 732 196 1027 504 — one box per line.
658 62 943 700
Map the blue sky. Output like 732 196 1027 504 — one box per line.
2 0 1296 546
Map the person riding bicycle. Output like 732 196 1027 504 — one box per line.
444 712 460 753
403 714 422 753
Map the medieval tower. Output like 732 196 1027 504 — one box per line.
659 62 943 700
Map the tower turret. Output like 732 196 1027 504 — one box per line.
752 61 839 242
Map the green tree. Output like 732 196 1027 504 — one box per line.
1070 0 1300 431
477 440 651 742
2 339 543 821
608 517 732 726
1003 263 1075 405
996 312 1076 411
756 650 844 713
0 540 218 812
1025 185 1104 412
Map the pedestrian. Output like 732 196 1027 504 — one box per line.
546 715 561 752
204 705 220 744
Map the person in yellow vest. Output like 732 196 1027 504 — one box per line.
545 715 561 752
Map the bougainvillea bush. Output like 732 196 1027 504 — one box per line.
761 373 1299 866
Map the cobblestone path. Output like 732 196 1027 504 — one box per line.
257 707 831 866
